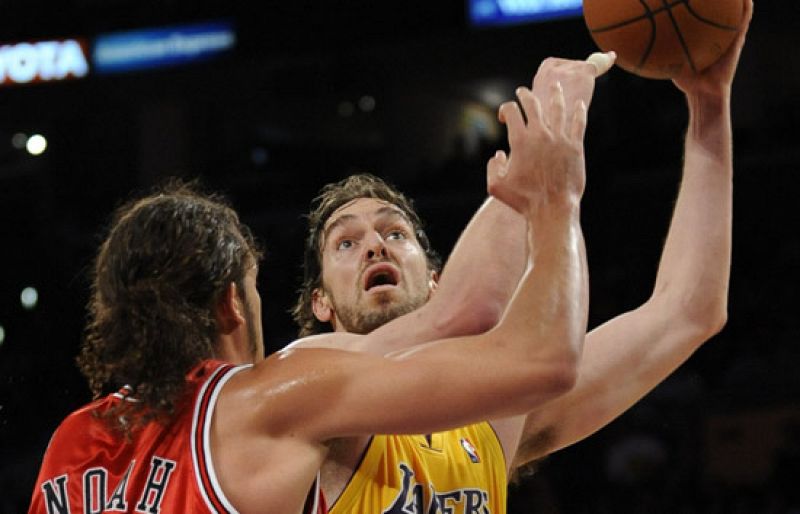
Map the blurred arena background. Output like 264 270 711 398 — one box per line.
1 1 798 512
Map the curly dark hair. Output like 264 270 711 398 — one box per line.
77 179 262 432
291 173 441 337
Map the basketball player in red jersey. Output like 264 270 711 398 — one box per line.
289 3 752 513
27 50 616 514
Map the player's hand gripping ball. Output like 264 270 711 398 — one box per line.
583 0 745 79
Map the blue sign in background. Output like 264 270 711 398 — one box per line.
468 0 583 26
92 20 236 74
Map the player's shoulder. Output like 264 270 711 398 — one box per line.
250 345 371 382
46 395 114 448
63 395 110 424
214 347 371 442
227 346 376 410
282 332 365 352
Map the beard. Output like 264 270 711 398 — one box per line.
330 288 429 334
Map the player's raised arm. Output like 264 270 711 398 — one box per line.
508 0 752 468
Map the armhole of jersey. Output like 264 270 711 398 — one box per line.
327 435 375 513
191 363 252 514
482 421 509 483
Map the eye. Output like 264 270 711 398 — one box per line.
337 239 355 250
386 230 406 241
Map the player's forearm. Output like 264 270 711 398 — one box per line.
429 197 527 336
498 206 588 366
395 209 587 423
651 93 732 332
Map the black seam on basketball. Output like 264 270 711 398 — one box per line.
684 0 739 30
587 0 658 72
588 0 737 33
589 12 648 32
664 0 697 73
589 15 647 33
587 0 680 32
636 0 657 70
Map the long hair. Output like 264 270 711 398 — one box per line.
77 180 261 432
291 173 441 337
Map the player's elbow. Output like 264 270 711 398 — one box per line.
518 357 579 409
679 306 728 350
531 343 582 397
650 290 729 342
485 329 581 414
695 304 728 339
680 293 729 339
460 300 505 334
432 300 504 337
547 358 580 395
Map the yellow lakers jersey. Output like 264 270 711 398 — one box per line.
330 422 507 514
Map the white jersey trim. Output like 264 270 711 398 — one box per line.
308 471 321 514
191 363 252 514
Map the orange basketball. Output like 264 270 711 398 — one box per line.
583 0 744 79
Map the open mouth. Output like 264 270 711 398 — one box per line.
364 264 400 291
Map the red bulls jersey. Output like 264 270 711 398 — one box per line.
28 360 326 514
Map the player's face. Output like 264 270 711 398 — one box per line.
316 198 435 334
242 263 265 360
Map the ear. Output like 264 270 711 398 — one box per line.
311 288 334 323
216 282 246 334
427 270 439 296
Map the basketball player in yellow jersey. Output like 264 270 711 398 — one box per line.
288 3 752 512
287 53 610 513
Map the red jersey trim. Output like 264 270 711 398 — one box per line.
191 363 251 514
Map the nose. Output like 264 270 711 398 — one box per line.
365 233 388 261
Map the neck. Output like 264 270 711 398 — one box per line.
215 333 253 365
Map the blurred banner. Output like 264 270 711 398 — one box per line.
92 20 236 74
468 0 582 26
1 20 235 87
0 39 90 87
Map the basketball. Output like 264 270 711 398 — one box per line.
582 0 744 79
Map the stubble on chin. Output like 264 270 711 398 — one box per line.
337 291 428 335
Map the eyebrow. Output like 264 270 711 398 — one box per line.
322 206 412 247
374 206 412 225
322 213 357 245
